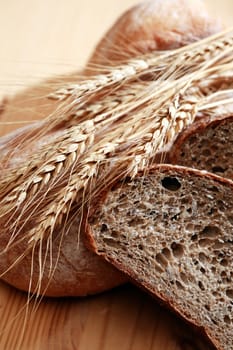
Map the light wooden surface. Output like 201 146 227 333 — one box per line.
0 1 232 349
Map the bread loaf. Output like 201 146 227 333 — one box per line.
88 0 221 67
168 115 233 180
0 218 127 297
86 164 233 350
0 0 221 297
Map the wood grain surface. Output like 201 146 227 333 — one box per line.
0 1 232 349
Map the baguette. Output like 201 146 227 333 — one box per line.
0 0 221 296
86 164 233 350
168 115 233 180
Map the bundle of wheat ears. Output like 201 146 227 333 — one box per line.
0 0 232 308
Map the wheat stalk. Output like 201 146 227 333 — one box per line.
4 28 232 157
0 29 233 251
26 74 233 246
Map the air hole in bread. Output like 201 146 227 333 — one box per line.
224 315 231 325
161 248 172 260
211 266 216 273
200 225 221 239
171 213 180 221
176 280 184 290
221 271 227 278
180 272 189 285
217 252 225 259
217 200 225 211
128 217 145 226
110 230 121 239
198 238 213 248
155 253 168 268
153 263 164 274
227 215 233 225
213 242 224 250
191 233 198 241
211 318 218 326
208 207 217 215
161 177 181 191
100 223 109 232
212 166 225 173
200 267 206 274
102 237 119 249
148 210 156 216
198 252 209 263
220 259 228 267
208 186 219 193
186 207 192 214
226 289 233 299
171 242 184 258
198 281 205 291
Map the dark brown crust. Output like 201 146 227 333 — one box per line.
168 115 233 165
85 164 233 350
0 214 128 297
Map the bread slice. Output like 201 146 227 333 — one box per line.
86 164 233 350
168 115 233 180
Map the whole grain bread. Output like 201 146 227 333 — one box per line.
0 216 126 297
0 0 221 297
168 115 233 180
86 164 233 350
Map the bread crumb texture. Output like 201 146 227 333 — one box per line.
171 116 233 180
89 165 233 350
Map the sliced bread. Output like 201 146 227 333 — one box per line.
168 115 233 180
0 0 222 298
86 164 233 350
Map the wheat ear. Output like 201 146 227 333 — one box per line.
0 29 233 251
17 72 233 246
48 28 233 102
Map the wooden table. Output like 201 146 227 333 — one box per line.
0 1 231 349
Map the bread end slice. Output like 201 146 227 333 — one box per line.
85 164 233 350
168 115 233 180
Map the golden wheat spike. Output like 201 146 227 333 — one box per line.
0 29 233 250
48 28 233 102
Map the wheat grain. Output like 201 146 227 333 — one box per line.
48 58 150 101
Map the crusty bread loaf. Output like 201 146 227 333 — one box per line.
88 0 221 68
0 217 127 297
0 0 221 296
168 115 233 180
86 164 233 350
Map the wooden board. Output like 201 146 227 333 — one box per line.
0 1 232 349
